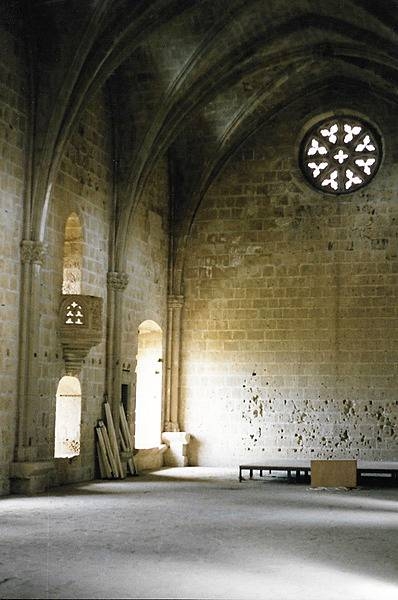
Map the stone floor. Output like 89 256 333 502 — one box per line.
1 467 398 599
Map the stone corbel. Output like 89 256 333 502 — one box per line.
59 294 103 375
107 271 129 291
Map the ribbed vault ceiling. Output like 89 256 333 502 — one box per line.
8 0 398 267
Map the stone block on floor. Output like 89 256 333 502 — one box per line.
161 432 190 467
10 461 56 494
134 445 167 471
311 459 357 488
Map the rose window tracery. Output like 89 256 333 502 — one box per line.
300 116 381 194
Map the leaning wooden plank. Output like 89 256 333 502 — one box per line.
121 423 131 451
98 421 118 478
96 441 105 478
101 423 119 478
104 403 124 478
97 426 114 479
120 403 134 448
119 404 138 475
96 427 112 479
119 404 132 450
119 427 128 452
96 441 106 479
119 414 130 450
127 457 137 476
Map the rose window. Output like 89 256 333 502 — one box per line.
300 116 381 194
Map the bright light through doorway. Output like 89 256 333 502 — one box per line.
54 375 81 458
135 320 163 449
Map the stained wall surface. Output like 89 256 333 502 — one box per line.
182 102 398 466
0 19 28 494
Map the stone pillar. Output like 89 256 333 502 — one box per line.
11 240 55 493
163 295 190 466
16 240 47 460
164 295 184 432
106 271 129 443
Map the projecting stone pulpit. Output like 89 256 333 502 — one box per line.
58 294 103 375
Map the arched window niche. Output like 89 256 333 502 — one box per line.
54 376 81 458
62 212 83 295
134 320 163 449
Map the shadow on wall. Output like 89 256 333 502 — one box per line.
187 435 199 465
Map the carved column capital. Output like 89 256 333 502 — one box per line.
107 271 129 291
168 295 184 310
164 421 180 433
20 240 47 265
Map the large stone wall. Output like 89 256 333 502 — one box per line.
0 19 28 494
122 159 170 426
0 43 170 491
41 90 112 484
181 106 398 466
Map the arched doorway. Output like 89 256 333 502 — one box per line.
135 321 163 449
54 376 81 458
62 212 83 294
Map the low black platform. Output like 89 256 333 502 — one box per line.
239 460 398 483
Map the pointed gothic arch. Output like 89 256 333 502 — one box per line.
62 212 83 295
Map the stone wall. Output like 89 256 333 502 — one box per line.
0 50 170 490
122 159 170 433
181 105 398 466
41 90 112 484
0 18 28 494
